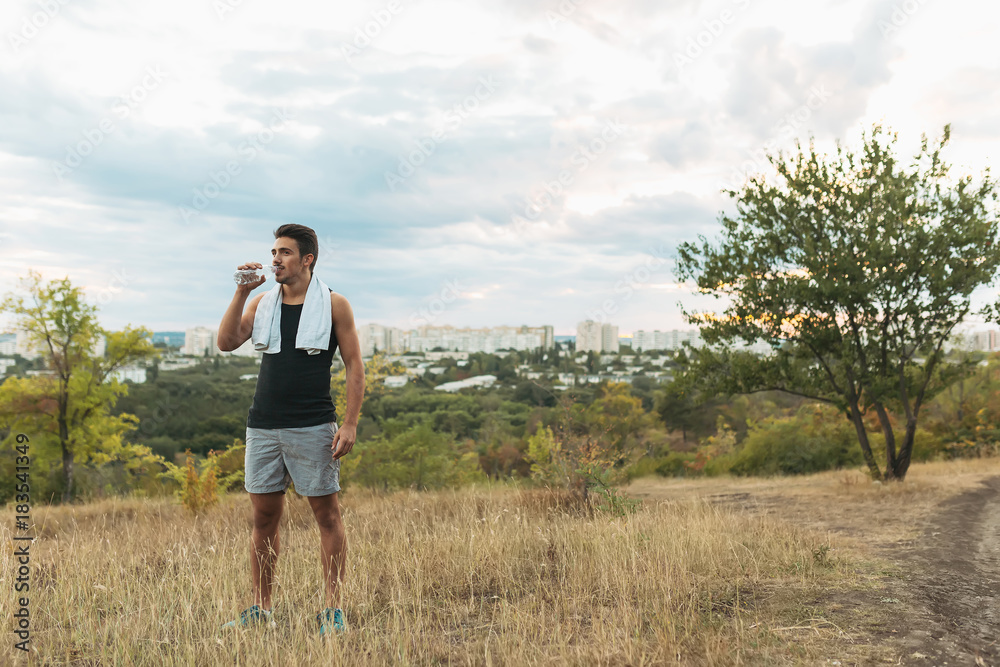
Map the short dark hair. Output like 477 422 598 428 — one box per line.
273 224 319 273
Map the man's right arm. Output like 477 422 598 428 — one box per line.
218 269 267 351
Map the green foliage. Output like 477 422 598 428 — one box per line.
654 452 698 478
113 358 258 455
331 351 406 424
623 456 662 481
944 408 1000 458
369 387 511 440
922 355 1000 457
863 425 943 463
654 381 699 443
527 419 640 514
340 421 485 491
676 123 1000 481
727 406 862 476
513 381 557 407
526 423 565 487
812 544 832 568
685 417 739 475
525 383 646 505
158 440 245 513
0 271 160 502
475 408 529 479
584 382 654 453
584 465 641 517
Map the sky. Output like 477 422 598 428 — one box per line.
1 0 999 336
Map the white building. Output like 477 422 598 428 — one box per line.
576 320 602 353
0 337 16 356
633 329 704 352
184 327 218 357
424 351 470 361
384 375 409 388
358 323 407 357
577 321 619 353
358 324 381 357
160 358 200 372
970 330 1000 352
223 338 261 359
434 374 497 392
404 324 552 354
601 324 620 352
15 329 41 360
108 365 147 384
735 340 776 355
556 372 577 386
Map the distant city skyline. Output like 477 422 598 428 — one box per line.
5 323 1000 359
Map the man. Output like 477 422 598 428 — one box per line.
217 223 365 635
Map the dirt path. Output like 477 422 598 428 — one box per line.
628 468 1000 665
892 476 1000 665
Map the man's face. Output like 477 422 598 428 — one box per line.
271 237 313 284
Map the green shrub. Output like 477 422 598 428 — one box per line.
867 427 946 462
654 452 699 477
341 421 486 491
623 457 661 481
728 406 862 476
158 440 245 513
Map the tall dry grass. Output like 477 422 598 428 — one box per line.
1 485 853 666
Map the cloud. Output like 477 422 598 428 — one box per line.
652 120 712 167
0 0 997 337
720 15 896 143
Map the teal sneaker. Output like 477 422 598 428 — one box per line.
317 607 345 635
221 605 276 629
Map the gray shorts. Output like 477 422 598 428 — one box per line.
244 421 341 496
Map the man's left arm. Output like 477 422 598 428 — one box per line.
330 292 365 459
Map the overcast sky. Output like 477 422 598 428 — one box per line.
1 0 998 336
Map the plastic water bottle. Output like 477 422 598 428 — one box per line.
233 265 277 286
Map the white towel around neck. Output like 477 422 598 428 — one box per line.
251 272 333 355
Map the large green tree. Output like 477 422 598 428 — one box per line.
0 271 160 501
676 124 1000 481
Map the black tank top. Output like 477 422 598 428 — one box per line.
246 294 339 429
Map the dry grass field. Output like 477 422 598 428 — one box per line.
3 457 1000 666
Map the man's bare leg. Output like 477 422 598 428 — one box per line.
250 491 285 609
307 493 346 609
